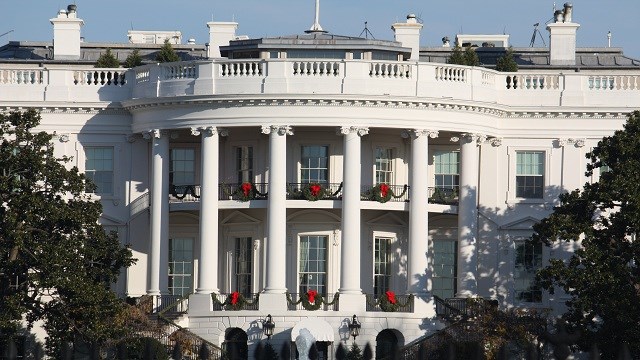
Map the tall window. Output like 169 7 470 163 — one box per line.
236 146 253 183
168 238 193 296
432 240 457 299
375 148 393 184
299 235 327 295
301 145 329 184
85 146 113 195
234 237 253 296
514 241 543 303
373 237 392 297
434 151 460 191
516 151 544 198
170 148 195 185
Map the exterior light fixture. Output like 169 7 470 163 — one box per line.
263 314 275 339
348 314 361 341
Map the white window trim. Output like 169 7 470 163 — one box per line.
295 143 334 184
371 230 398 295
506 146 552 205
78 142 121 202
429 145 460 189
227 140 258 184
509 236 548 307
169 145 198 186
223 227 260 295
290 227 338 295
371 143 399 186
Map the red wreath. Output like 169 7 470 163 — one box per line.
230 291 240 305
240 182 252 197
385 290 397 304
307 289 318 303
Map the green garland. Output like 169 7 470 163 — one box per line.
211 292 259 311
366 293 414 312
303 183 325 201
286 292 340 311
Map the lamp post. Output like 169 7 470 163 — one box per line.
348 314 361 343
263 314 275 339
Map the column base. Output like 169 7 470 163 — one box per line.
259 293 288 312
188 293 213 314
337 293 366 312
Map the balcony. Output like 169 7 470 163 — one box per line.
211 293 260 311
365 293 414 313
286 292 340 311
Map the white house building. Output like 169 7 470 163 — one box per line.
2 2 640 358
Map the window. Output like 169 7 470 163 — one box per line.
170 148 195 185
514 241 542 303
234 237 253 296
168 238 193 296
287 50 346 59
236 146 253 183
434 151 460 191
375 147 393 184
299 235 327 295
301 145 329 184
85 147 113 195
432 240 457 299
516 151 544 198
373 237 392 297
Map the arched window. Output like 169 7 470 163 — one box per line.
224 328 248 360
376 329 398 359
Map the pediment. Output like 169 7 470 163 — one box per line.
499 216 540 230
221 211 261 226
365 212 406 227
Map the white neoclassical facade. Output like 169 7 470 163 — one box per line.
2 2 640 358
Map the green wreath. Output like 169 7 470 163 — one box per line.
236 182 255 202
372 183 392 203
303 183 325 201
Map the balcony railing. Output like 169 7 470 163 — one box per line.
286 292 340 311
428 187 458 205
211 293 260 311
169 184 201 202
361 184 409 202
365 293 414 313
286 182 343 200
219 183 268 200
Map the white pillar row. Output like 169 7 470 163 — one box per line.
456 133 485 296
144 129 170 296
338 126 368 295
193 126 226 294
403 129 438 295
262 125 292 294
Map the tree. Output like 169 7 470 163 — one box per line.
345 343 363 360
495 47 518 72
124 49 144 68
156 39 180 63
95 48 120 68
447 46 480 67
463 47 480 67
532 110 640 358
0 110 135 356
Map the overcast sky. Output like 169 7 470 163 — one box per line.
2 0 639 58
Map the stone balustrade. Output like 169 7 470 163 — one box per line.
1 60 640 109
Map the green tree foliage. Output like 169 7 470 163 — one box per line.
495 47 518 72
0 110 135 356
124 49 144 68
345 343 363 360
156 39 180 63
463 47 480 67
532 110 640 358
447 46 480 67
95 48 120 68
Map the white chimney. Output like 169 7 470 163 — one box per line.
207 22 238 59
391 14 423 61
547 3 580 66
50 4 84 60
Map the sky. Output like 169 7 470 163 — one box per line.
1 0 639 59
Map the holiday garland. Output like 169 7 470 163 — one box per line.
371 184 409 203
286 290 340 311
170 184 200 200
366 291 414 312
211 291 259 311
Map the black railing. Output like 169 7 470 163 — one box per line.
286 182 343 200
219 183 268 200
428 187 458 205
169 184 201 202
361 184 409 202
365 293 414 313
286 292 340 311
211 293 260 311
434 295 499 321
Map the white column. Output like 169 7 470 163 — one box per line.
262 125 292 294
193 127 223 294
456 133 484 296
144 129 169 296
403 129 438 296
339 126 368 295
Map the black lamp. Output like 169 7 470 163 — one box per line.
348 314 361 341
263 314 275 339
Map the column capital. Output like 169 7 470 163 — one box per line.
142 129 163 140
557 138 585 148
401 129 439 139
261 125 293 136
453 133 487 145
338 126 369 136
191 126 229 137
489 137 503 147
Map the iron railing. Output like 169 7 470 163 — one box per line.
219 183 268 200
428 187 458 205
169 184 201 202
286 182 343 200
361 184 409 202
365 293 414 313
211 293 260 311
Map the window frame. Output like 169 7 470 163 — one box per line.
374 147 395 185
169 147 197 186
298 234 329 296
299 144 330 184
168 237 195 296
235 145 254 184
507 146 552 205
233 236 254 297
513 239 543 304
373 236 393 297
81 143 120 199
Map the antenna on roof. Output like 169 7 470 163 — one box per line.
415 13 425 24
529 23 547 47
359 21 375 39
306 0 327 34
